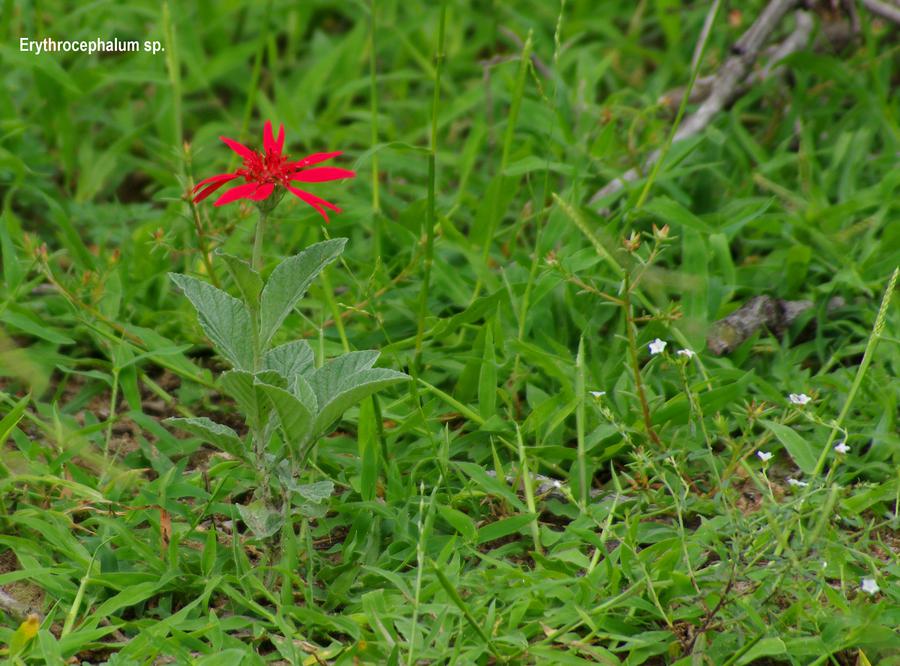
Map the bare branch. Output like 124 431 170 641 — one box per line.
590 0 804 205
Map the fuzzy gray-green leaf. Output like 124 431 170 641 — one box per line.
313 367 408 437
258 239 347 347
165 417 246 459
169 273 254 370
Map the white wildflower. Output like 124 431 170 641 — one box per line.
590 391 606 398
834 441 850 455
787 478 809 488
676 348 695 358
788 393 812 406
648 338 667 355
861 578 880 595
757 451 773 462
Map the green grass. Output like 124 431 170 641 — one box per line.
1 1 899 664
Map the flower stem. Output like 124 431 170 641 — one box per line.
252 209 269 272
623 276 661 446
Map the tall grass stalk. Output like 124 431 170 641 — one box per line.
415 2 447 359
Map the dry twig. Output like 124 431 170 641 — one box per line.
862 0 900 24
591 0 807 204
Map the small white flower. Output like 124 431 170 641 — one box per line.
676 348 695 358
861 578 880 595
834 441 850 455
788 393 812 406
757 451 773 462
590 390 606 398
787 478 809 488
648 338 667 355
821 561 828 570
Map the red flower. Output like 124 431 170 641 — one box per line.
191 121 355 222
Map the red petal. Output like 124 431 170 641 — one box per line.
285 151 342 170
214 181 262 206
263 121 276 153
192 172 238 193
275 124 285 152
291 167 356 183
220 136 256 160
285 185 341 222
193 176 241 203
248 183 275 200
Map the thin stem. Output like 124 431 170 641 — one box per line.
188 196 220 288
515 425 543 554
252 209 268 272
575 336 588 509
368 0 383 262
623 276 661 446
415 1 447 360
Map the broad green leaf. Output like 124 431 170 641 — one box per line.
170 273 254 370
313 368 408 437
236 501 282 540
219 370 271 430
257 381 316 451
263 340 315 390
216 250 263 312
164 417 246 459
258 238 346 347
309 351 380 405
762 420 818 475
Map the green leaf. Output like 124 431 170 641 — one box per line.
263 340 315 390
437 505 477 541
477 513 536 545
0 394 30 448
643 196 714 233
478 320 497 419
257 381 316 453
170 273 254 370
236 501 282 540
293 480 334 503
258 239 346 347
219 370 272 431
736 637 787 665
313 368 408 437
216 250 264 312
762 420 818 475
357 398 378 502
0 309 75 345
164 417 246 459
308 351 380 404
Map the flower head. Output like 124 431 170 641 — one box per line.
676 348 695 358
648 338 667 355
192 121 354 222
860 577 880 595
590 390 606 398
834 441 850 455
757 451 773 462
787 478 809 488
788 393 812 406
